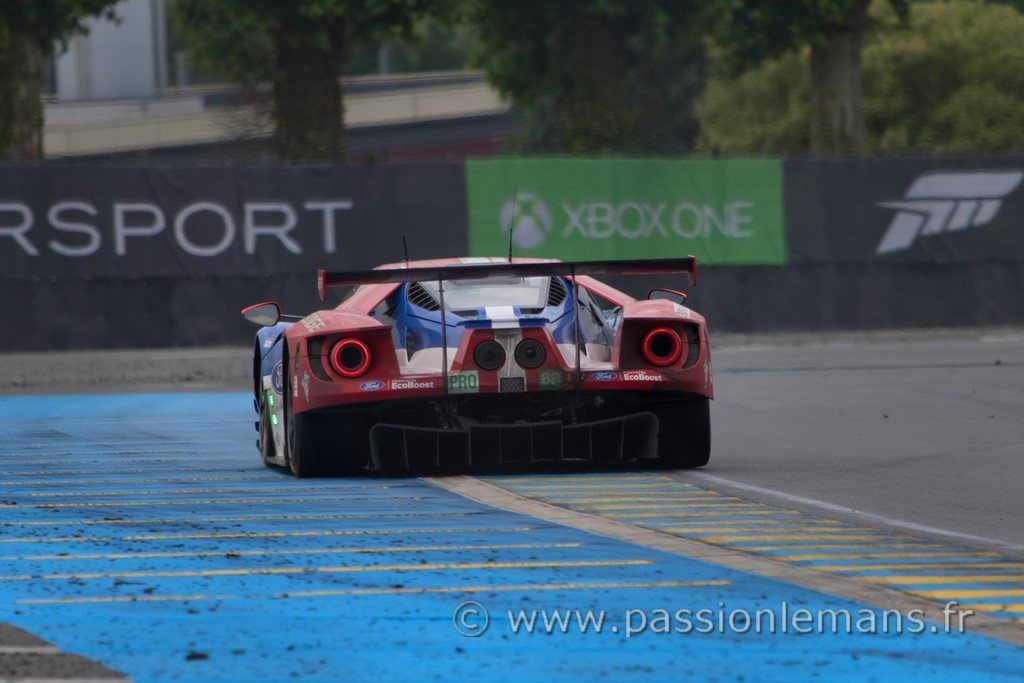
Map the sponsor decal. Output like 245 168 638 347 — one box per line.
622 370 664 382
876 170 1024 254
263 338 273 349
360 380 385 391
266 392 276 408
0 195 354 261
391 378 436 391
271 361 284 394
300 314 327 333
448 371 479 394
538 368 565 389
499 376 526 393
292 376 298 399
301 372 310 402
590 371 618 381
468 159 786 265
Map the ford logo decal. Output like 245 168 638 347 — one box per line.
590 371 618 381
360 380 385 391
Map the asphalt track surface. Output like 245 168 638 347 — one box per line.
1 329 1022 681
703 329 1024 550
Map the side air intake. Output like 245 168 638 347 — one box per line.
546 277 567 307
407 282 441 311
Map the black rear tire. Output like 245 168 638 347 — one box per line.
287 410 333 477
650 397 711 469
284 376 370 477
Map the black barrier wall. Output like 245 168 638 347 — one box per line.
3 158 1024 351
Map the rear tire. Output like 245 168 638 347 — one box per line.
287 410 332 477
650 397 711 469
284 375 370 477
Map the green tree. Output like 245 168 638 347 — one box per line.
0 1 118 160
712 0 909 156
866 1 1024 153
470 0 706 154
699 1 1024 155
176 0 440 161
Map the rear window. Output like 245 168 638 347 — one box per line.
418 276 550 311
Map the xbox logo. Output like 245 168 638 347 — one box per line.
500 192 552 249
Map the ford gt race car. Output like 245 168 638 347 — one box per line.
242 257 712 476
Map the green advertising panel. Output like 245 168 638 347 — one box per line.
466 158 786 265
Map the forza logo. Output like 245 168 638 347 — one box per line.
876 171 1023 254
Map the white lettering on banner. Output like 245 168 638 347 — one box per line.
1 197 354 258
559 201 755 242
0 202 38 255
304 200 354 254
114 203 165 255
244 202 301 254
173 202 236 257
47 202 100 257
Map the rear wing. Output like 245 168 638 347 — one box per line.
315 256 696 410
316 257 697 301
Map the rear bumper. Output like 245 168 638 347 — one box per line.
368 412 659 472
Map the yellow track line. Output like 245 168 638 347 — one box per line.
518 485 700 494
496 476 671 484
538 494 727 504
642 517 830 526
862 574 1024 585
783 551 1001 561
3 512 471 526
16 579 731 605
292 578 728 598
1 542 583 563
662 525 864 535
963 604 1024 613
0 558 652 582
7 497 422 509
578 503 763 511
814 562 1024 572
0 526 534 544
25 489 397 499
505 484 679 491
608 510 803 519
743 542 951 552
698 533 910 543
912 589 1024 599
0 476 281 486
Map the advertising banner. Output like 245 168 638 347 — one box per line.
0 163 466 279
466 158 787 265
785 157 1024 263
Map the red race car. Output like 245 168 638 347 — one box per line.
242 257 712 476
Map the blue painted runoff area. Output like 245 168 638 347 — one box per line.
0 392 1021 682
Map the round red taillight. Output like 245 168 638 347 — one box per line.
641 327 682 367
330 338 371 378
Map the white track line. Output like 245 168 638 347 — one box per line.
687 473 1024 553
